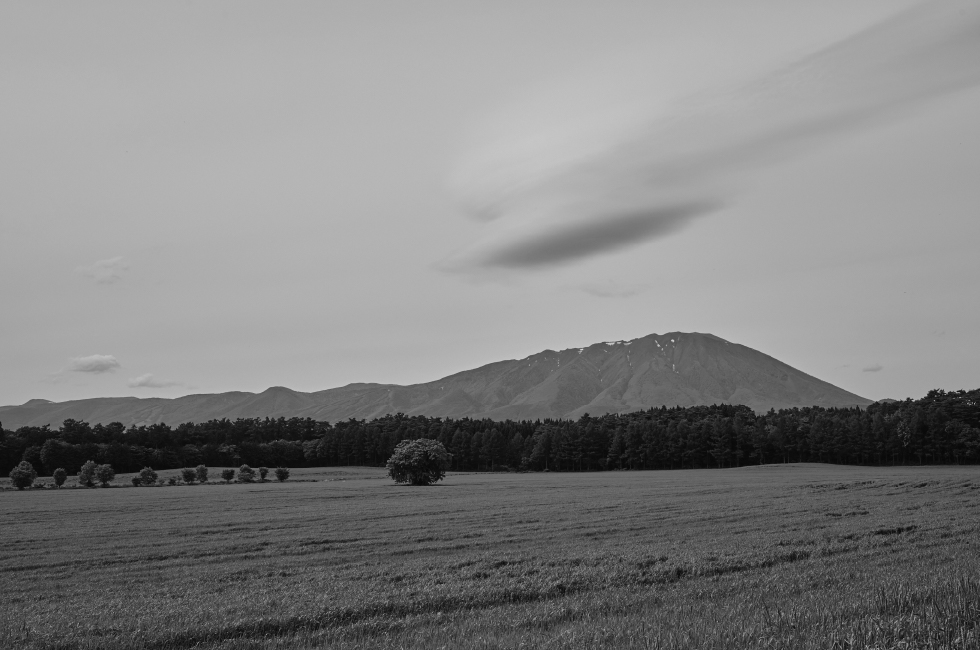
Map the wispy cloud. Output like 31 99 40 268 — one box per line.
863 364 884 373
75 256 128 284
448 0 980 271
127 373 182 389
69 354 120 374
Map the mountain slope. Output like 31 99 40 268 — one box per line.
0 332 872 428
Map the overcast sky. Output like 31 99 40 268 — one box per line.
2 0 978 407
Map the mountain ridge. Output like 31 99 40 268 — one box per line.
0 332 872 428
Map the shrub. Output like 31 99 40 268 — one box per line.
275 466 290 482
259 467 269 481
167 476 177 486
78 460 97 488
221 468 235 483
181 467 197 484
386 439 450 486
138 467 158 486
131 476 141 487
196 465 208 483
95 464 115 487
9 461 38 490
53 468 67 488
238 465 256 483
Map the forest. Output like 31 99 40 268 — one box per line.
2 388 978 477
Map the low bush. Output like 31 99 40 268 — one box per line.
131 476 140 487
195 465 208 483
138 467 158 486
238 465 256 483
181 467 196 484
9 461 37 490
259 467 269 481
221 469 235 483
167 476 177 486
275 466 290 482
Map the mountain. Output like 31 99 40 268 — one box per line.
0 332 872 428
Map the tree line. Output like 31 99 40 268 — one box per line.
6 459 291 490
2 388 978 478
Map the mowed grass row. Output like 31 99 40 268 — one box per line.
2 464 978 649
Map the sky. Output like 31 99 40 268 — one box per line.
1 0 978 407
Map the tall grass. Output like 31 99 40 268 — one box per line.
1 464 977 649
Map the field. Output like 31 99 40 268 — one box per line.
2 464 979 649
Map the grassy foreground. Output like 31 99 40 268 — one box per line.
2 464 979 649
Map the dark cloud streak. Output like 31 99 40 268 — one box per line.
451 0 980 271
484 203 718 268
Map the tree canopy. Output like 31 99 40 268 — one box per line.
386 438 449 486
9 460 37 490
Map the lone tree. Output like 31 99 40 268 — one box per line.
181 467 197 484
238 465 256 483
195 465 208 483
53 468 67 488
258 467 269 481
221 468 235 483
274 466 290 482
9 461 38 490
386 438 450 486
95 464 115 487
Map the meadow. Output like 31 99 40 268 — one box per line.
2 464 978 649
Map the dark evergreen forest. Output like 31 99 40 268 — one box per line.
2 389 978 478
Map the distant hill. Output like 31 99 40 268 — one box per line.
0 332 872 428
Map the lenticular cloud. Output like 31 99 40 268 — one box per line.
447 0 980 271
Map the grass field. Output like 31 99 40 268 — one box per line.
2 464 979 649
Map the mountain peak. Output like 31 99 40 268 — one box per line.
0 331 871 428
261 386 299 394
